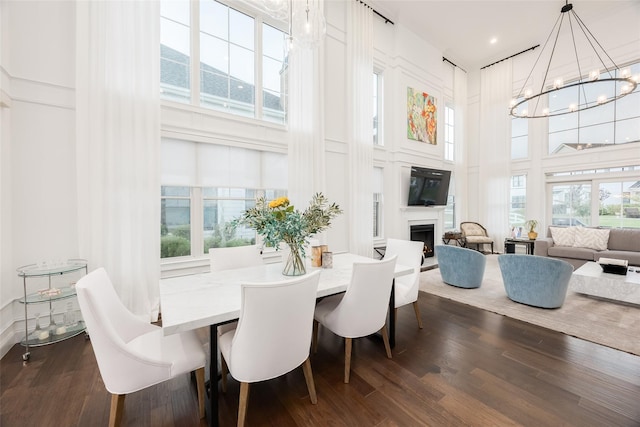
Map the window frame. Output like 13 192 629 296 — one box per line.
373 70 383 146
160 0 289 124
547 60 640 154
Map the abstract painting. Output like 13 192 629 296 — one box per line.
407 87 437 144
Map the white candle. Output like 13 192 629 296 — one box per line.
38 330 50 340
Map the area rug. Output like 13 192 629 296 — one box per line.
419 254 640 356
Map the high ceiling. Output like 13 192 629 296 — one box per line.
366 1 640 71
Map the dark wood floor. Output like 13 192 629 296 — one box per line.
2 292 639 427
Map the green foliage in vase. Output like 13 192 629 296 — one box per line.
232 193 343 258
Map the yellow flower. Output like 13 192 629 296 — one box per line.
269 196 289 209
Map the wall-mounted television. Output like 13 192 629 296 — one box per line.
407 166 451 206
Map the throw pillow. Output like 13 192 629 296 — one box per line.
549 226 576 247
573 227 610 251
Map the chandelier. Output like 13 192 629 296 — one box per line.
510 1 638 118
262 0 326 49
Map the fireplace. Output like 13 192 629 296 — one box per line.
410 224 435 259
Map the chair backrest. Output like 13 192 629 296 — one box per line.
435 245 486 288
460 222 489 237
228 270 321 383
76 268 170 394
209 245 263 272
324 255 397 338
384 238 424 301
498 254 574 308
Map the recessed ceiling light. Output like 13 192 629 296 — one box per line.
490 37 498 44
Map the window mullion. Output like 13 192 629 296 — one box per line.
255 17 263 119
191 187 205 257
191 0 200 106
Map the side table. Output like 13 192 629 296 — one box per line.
17 259 88 361
504 238 535 255
442 232 464 247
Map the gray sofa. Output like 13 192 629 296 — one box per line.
534 226 640 268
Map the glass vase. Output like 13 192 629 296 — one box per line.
282 244 306 276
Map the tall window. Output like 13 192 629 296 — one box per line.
161 187 192 258
444 104 454 161
599 181 640 228
510 175 526 229
551 183 592 226
161 139 288 259
373 71 383 145
511 98 528 159
160 0 191 102
444 174 456 229
373 167 383 238
161 0 288 123
548 61 640 154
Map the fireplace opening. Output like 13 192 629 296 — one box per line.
410 224 435 260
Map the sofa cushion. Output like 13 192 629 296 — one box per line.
549 226 577 247
548 246 596 261
573 227 610 251
607 228 640 252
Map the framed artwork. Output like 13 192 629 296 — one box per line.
407 87 437 144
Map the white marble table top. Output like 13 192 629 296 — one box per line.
570 261 640 305
160 253 413 336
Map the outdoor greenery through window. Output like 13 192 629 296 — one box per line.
551 183 592 227
161 0 288 123
161 186 287 259
548 61 640 154
161 186 192 258
547 166 640 229
599 181 640 228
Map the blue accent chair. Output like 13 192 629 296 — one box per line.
498 254 574 309
435 245 486 289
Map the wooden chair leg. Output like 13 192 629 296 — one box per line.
380 324 392 359
412 301 423 329
301 357 318 404
221 356 228 393
237 382 250 427
109 394 125 427
312 320 319 354
195 367 205 419
344 337 352 383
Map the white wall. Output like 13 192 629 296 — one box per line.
0 0 77 357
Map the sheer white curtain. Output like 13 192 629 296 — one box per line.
347 1 373 257
76 0 160 321
287 0 326 207
453 66 468 222
479 59 512 253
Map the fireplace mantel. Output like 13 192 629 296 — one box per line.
399 206 444 245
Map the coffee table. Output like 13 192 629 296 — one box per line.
570 261 640 306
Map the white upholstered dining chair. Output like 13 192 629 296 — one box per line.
209 244 263 271
76 268 206 427
384 238 425 329
313 256 397 383
219 270 321 427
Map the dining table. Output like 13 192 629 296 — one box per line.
159 252 413 427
